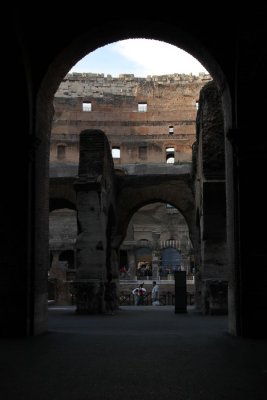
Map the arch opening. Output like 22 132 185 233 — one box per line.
37 20 232 330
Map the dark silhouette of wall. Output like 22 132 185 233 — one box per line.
2 5 267 338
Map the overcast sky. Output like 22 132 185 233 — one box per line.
70 39 208 77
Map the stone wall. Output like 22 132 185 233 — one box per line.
51 73 212 169
49 209 77 251
56 72 211 99
192 81 228 313
49 74 212 308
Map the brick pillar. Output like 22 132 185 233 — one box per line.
72 129 115 314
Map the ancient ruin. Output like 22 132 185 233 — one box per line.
5 7 267 342
48 72 230 313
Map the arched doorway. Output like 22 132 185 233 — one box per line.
34 24 234 334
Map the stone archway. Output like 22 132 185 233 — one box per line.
113 174 196 249
33 19 233 333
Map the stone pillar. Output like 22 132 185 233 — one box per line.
152 232 160 279
199 182 228 313
200 182 228 281
49 253 72 305
73 129 115 314
193 81 227 313
127 250 136 279
71 280 105 314
73 182 107 312
152 250 160 279
51 251 60 268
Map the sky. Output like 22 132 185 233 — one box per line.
69 39 208 77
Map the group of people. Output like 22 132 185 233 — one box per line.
137 263 152 277
132 281 160 306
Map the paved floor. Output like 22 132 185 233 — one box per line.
0 305 267 400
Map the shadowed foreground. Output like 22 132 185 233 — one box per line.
0 305 266 400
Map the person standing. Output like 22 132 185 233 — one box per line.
151 281 160 305
137 283 146 305
132 283 146 305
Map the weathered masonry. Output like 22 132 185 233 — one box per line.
49 73 212 311
192 81 228 314
51 72 211 171
49 75 229 315
7 8 267 339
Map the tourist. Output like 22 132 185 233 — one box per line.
151 281 160 306
132 283 146 305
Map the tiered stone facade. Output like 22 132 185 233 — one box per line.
51 72 211 169
49 73 212 310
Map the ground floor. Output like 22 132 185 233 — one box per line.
1 305 266 400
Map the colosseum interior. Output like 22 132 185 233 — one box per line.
2 9 267 400
49 71 228 314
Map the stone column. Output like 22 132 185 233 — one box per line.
151 248 161 280
193 82 228 314
73 183 107 313
50 251 60 268
72 130 111 313
152 232 160 279
127 249 136 279
49 257 71 305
